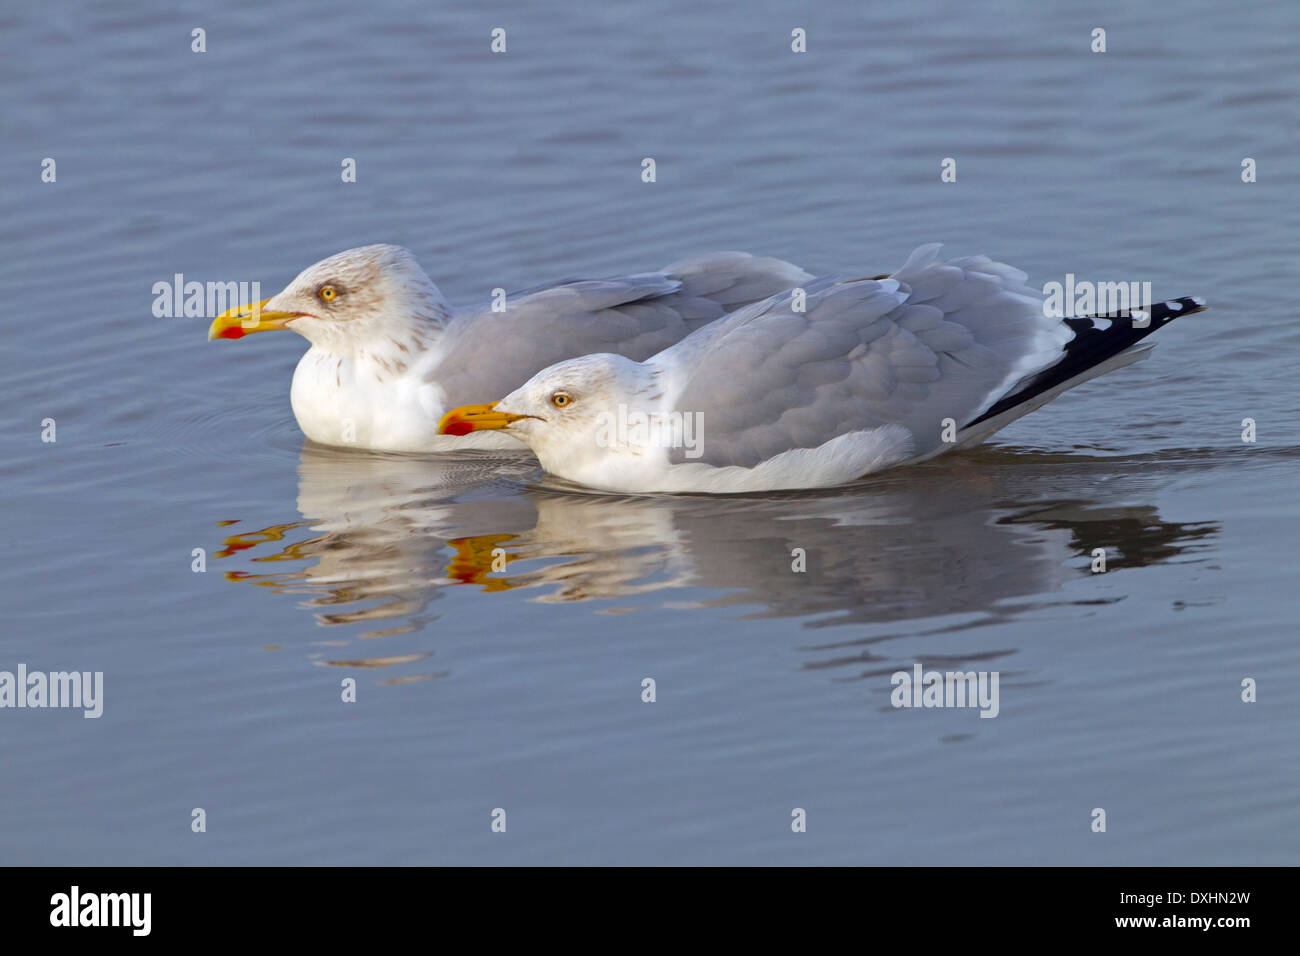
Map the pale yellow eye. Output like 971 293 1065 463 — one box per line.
550 392 572 408
318 286 338 302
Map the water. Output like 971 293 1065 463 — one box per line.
1 0 1296 864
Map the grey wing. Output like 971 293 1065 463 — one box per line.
659 251 813 311
661 244 1072 467
432 253 812 407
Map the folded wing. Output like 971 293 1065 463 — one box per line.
656 244 1073 468
432 253 813 407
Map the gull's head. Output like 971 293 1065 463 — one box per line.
207 244 450 354
438 354 663 479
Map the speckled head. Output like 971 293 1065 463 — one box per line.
208 244 450 355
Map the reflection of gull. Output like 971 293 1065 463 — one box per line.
207 244 811 452
220 446 536 635
512 475 1069 616
215 445 1217 651
441 245 1206 492
489 459 1219 665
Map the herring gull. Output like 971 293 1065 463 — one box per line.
438 244 1207 493
208 244 812 451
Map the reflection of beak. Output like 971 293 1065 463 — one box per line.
438 402 534 436
207 299 301 340
214 521 309 558
446 533 520 592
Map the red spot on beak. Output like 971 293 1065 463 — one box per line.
216 325 246 340
443 420 474 437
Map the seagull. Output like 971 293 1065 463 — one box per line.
207 244 812 451
438 244 1207 493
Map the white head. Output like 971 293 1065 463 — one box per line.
208 244 450 357
439 353 665 484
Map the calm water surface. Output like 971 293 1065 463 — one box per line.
1 0 1296 864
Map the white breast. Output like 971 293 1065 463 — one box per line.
290 348 525 452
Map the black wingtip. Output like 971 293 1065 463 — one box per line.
963 295 1207 430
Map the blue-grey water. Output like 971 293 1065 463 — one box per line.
1 0 1296 864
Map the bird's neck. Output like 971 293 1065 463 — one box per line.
309 311 444 370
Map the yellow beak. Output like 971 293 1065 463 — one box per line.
207 299 301 340
438 402 533 436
